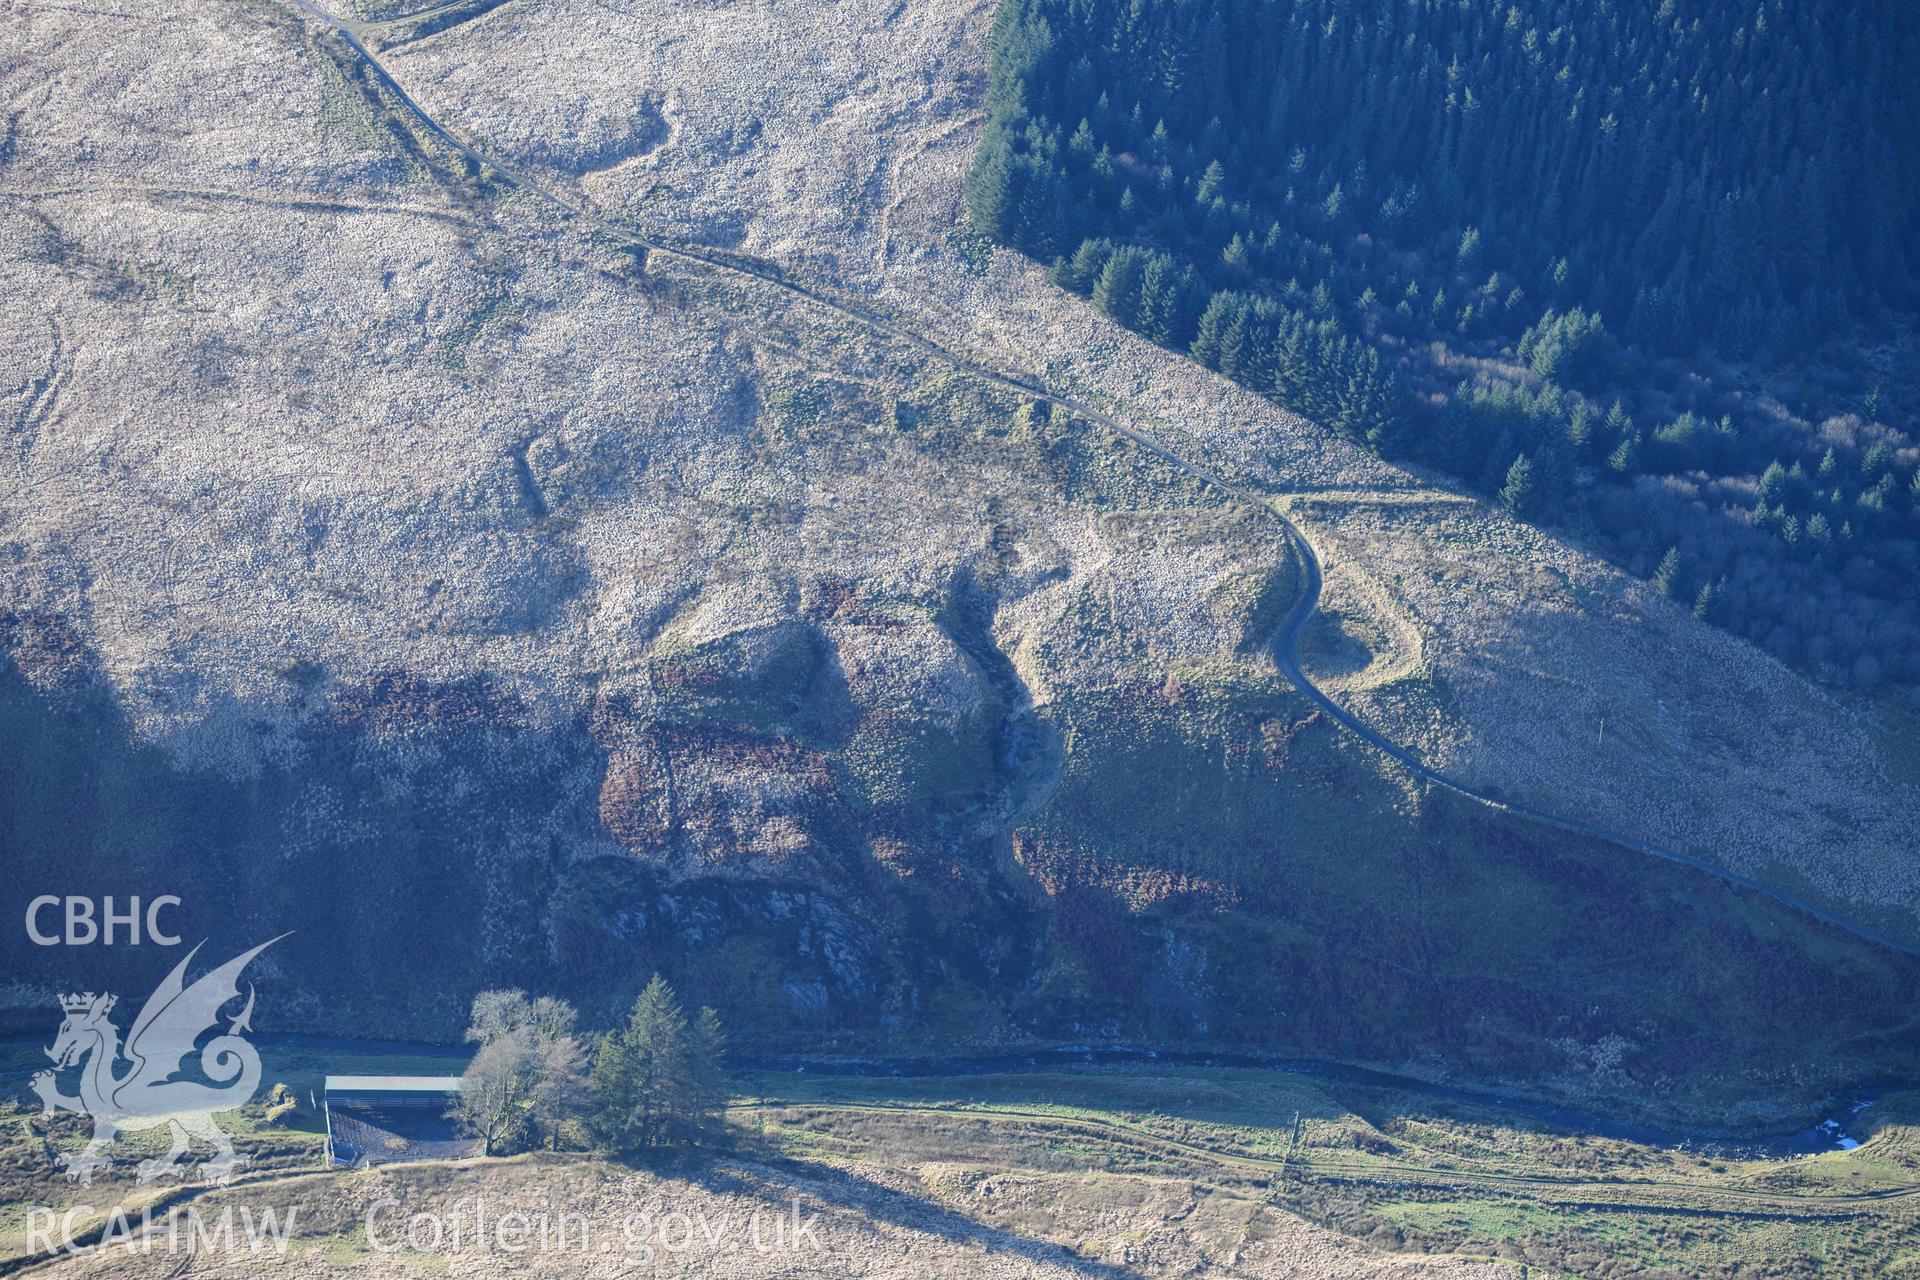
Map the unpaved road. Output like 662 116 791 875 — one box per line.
274 0 1920 961
745 1098 1920 1218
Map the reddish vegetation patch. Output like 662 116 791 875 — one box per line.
802 578 910 630
869 836 918 872
1258 709 1323 778
595 719 846 867
649 652 728 693
599 747 669 850
869 836 989 910
657 723 836 780
329 669 524 737
594 700 846 861
586 689 649 745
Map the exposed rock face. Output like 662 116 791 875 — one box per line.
2 0 1918 1112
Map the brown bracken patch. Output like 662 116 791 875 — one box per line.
328 669 524 737
599 747 670 850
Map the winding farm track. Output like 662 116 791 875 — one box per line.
744 1099 1920 1218
286 0 1920 961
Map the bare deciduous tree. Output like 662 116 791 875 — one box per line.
452 1032 539 1156
453 990 588 1153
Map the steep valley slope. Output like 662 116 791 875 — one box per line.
3 0 1919 1125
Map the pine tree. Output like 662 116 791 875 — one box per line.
1092 246 1147 323
1566 401 1593 454
684 1006 730 1141
1139 254 1179 342
1607 432 1640 475
964 131 1019 242
1602 400 1631 439
1456 226 1483 273
588 974 724 1152
1337 346 1403 446
1190 292 1235 368
1195 159 1226 205
1693 579 1719 622
1321 182 1346 223
1499 453 1537 518
1055 238 1114 295
1653 547 1682 597
1217 308 1251 381
1757 460 1788 508
1221 233 1252 277
1068 117 1095 157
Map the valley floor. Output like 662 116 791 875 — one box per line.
4 1058 1917 1277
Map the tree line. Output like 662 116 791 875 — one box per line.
969 0 1920 685
971 0 1917 355
1053 238 1405 444
450 976 728 1155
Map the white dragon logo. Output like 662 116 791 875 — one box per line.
29 937 283 1186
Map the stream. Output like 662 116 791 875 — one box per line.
1 1031 1888 1162
732 1044 1890 1161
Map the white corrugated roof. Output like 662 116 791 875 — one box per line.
325 1075 465 1092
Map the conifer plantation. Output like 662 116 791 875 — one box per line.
970 0 1920 684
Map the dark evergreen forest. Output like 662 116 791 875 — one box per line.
968 0 1920 685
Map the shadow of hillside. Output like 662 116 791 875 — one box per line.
652 1152 1143 1278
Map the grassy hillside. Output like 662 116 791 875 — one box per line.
5 248 1918 1105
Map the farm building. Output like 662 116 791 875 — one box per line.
323 1075 477 1167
